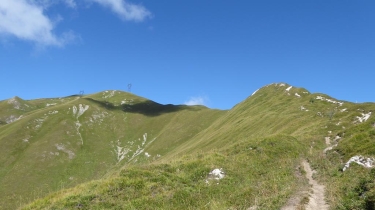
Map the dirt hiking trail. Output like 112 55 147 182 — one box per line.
281 160 329 210
302 160 329 210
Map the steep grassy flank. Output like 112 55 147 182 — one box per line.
166 83 335 157
0 91 223 209
23 135 306 210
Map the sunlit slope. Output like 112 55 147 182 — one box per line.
0 96 35 126
167 83 337 155
4 83 375 209
18 83 327 209
0 95 79 126
0 90 224 209
23 135 306 210
160 83 375 209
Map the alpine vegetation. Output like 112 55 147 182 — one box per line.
0 83 374 210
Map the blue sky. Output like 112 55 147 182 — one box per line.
1 0 374 110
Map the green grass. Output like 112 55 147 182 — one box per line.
0 83 374 209
23 135 306 210
0 91 223 209
309 116 375 209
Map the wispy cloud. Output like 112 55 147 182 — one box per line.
63 0 77 8
0 0 75 47
90 0 151 22
184 96 209 106
0 0 150 47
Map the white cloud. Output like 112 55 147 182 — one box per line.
0 0 150 47
0 0 74 47
184 96 209 106
90 0 151 22
63 0 77 8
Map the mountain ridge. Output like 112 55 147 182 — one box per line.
0 83 374 209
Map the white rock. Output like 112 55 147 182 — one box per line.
7 97 22 110
356 112 372 123
103 90 116 99
316 96 344 106
55 143 75 159
48 110 58 115
5 115 23 124
343 156 375 171
208 168 225 180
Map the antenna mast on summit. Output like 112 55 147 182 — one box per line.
128 84 132 92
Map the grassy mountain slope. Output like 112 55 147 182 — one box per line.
310 105 375 209
165 83 323 155
0 95 79 126
0 91 223 209
21 83 322 209
23 135 306 210
1 83 374 209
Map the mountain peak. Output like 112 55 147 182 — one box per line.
249 82 311 100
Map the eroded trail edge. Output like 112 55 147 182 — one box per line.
302 160 329 210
